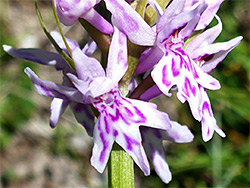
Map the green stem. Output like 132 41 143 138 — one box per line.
108 144 134 188
34 0 75 70
51 0 73 58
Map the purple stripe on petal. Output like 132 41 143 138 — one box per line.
104 116 110 134
183 77 196 97
202 101 212 116
124 107 134 117
133 106 147 123
99 132 109 163
162 64 171 87
172 58 180 77
124 133 139 151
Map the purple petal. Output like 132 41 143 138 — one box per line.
82 8 114 34
70 102 95 136
192 36 243 73
55 0 100 26
136 46 164 74
24 67 83 103
161 121 194 143
139 84 164 101
200 87 225 142
104 0 156 46
192 62 221 90
50 31 80 52
81 40 97 56
106 26 128 82
157 0 186 32
141 127 172 183
116 126 150 176
125 98 171 130
72 47 105 80
157 3 207 43
50 98 69 128
91 114 115 173
3 45 67 71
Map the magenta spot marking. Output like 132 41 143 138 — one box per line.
133 106 146 123
193 67 199 79
74 0 81 3
124 133 139 151
113 129 118 137
207 127 210 136
110 108 120 122
124 107 134 117
172 57 180 77
183 77 196 97
99 132 109 163
202 101 212 116
104 116 110 134
162 64 171 87
209 82 216 86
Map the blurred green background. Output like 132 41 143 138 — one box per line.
0 0 249 187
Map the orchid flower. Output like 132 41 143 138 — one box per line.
66 26 172 175
3 32 96 135
133 0 242 141
54 0 114 34
141 121 194 183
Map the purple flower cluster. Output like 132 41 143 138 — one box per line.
3 0 242 184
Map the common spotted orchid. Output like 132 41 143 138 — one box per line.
134 0 242 141
67 26 172 175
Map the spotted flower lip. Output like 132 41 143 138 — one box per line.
132 0 242 141
55 0 114 34
67 26 172 175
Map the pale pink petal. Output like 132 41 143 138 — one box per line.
157 3 206 43
105 0 156 46
191 36 243 73
162 121 194 143
192 62 221 90
50 31 80 52
91 114 115 173
125 98 171 130
72 47 105 80
3 45 66 70
81 40 97 56
50 98 69 128
24 67 83 103
157 0 186 32
107 26 128 82
136 46 164 74
200 87 225 142
82 8 114 34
